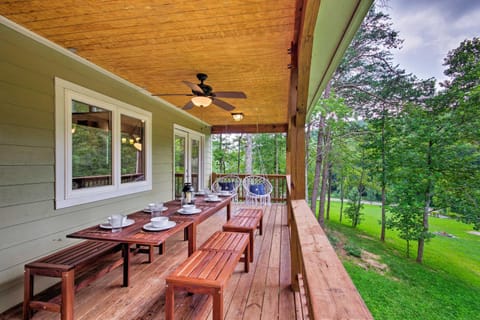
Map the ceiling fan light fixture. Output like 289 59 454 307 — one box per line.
191 96 212 107
231 112 244 121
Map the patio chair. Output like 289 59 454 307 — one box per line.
242 175 272 206
211 174 242 201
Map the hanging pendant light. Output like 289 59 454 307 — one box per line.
231 112 244 121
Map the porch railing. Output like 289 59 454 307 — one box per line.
286 175 373 319
211 173 287 202
72 173 144 189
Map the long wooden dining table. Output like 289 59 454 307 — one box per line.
66 193 234 287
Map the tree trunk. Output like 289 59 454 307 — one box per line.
314 81 331 225
380 108 387 242
339 176 345 223
245 134 253 174
417 140 433 263
326 164 332 221
311 116 325 219
318 128 331 226
219 134 225 173
236 134 243 173
274 134 279 174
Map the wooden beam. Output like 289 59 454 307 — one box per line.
296 0 320 127
210 123 287 134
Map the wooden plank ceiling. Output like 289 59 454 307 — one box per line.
0 0 297 129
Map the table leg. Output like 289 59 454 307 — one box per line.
227 200 232 220
122 243 130 287
188 224 196 256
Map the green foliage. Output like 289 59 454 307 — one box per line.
344 242 362 257
345 189 364 227
72 125 112 177
212 133 286 174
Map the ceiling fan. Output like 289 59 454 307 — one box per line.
152 73 247 111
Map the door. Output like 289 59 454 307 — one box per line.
174 127 203 198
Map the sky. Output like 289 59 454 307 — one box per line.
385 0 480 86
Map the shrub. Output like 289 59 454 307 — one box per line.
344 242 362 257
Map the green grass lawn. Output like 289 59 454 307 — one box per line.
323 201 480 320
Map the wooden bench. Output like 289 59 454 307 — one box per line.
23 241 122 320
165 231 250 320
234 208 263 235
222 208 264 262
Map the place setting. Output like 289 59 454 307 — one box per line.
204 193 221 202
143 202 168 213
177 204 202 215
99 214 135 232
143 216 176 232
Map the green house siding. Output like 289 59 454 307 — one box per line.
0 21 211 312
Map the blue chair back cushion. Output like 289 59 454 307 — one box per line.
249 184 266 195
219 181 235 191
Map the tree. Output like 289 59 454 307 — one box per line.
435 38 480 230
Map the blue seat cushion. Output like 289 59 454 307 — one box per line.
249 184 266 195
219 181 235 191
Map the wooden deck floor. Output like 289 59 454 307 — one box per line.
2 203 295 320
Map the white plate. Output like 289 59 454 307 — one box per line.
99 218 135 229
143 221 176 231
218 192 231 197
143 206 168 213
177 208 202 215
205 198 221 202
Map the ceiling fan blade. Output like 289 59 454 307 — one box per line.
152 93 193 96
182 80 204 94
212 98 236 111
183 100 195 110
213 91 247 99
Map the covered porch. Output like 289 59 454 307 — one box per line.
3 203 293 319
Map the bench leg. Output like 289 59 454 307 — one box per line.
212 288 224 320
244 242 250 273
249 230 254 262
23 268 33 320
165 284 174 320
61 270 75 320
259 216 263 235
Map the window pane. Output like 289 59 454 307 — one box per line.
121 115 145 183
175 135 186 198
71 100 112 189
191 138 200 191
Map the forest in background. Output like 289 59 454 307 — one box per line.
212 4 479 263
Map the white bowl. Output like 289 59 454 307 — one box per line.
182 204 196 213
151 216 168 228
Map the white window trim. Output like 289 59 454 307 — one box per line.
55 77 152 209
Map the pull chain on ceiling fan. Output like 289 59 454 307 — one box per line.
152 73 247 111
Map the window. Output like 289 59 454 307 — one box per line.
55 78 152 208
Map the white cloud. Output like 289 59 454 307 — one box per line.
385 1 480 86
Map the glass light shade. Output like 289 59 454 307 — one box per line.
231 112 244 121
191 96 212 107
133 142 142 151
